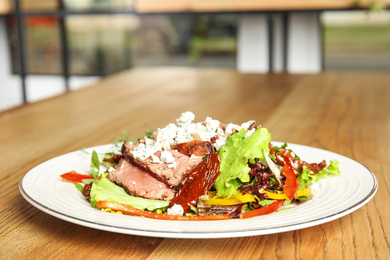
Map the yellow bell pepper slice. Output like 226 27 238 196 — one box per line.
260 190 287 200
205 191 256 205
236 192 257 203
205 198 243 205
260 187 312 200
297 187 312 197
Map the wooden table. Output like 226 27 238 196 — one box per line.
1 68 389 259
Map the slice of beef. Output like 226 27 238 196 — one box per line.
107 158 175 201
176 140 214 156
121 141 136 154
122 142 203 188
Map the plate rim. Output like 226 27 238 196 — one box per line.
19 142 378 239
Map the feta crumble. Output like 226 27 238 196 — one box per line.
310 182 320 197
131 111 257 161
176 111 195 127
151 154 162 164
241 120 255 130
167 204 184 216
132 143 158 161
204 116 220 132
156 123 178 149
160 150 175 163
213 137 227 151
167 162 177 169
225 123 241 135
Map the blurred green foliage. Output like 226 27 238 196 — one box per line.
324 25 390 52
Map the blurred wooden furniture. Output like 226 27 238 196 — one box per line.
0 0 11 14
136 0 390 73
1 67 389 259
2 0 390 111
135 0 390 12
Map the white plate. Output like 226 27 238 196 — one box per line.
20 142 377 239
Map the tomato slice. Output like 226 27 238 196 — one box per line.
96 201 232 221
60 170 94 183
282 163 297 200
239 200 283 219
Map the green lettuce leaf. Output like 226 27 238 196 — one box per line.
258 199 275 207
215 127 271 198
90 150 100 179
298 160 341 187
89 176 170 211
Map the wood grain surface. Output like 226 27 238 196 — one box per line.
0 68 389 259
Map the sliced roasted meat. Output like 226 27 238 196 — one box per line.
122 142 203 188
121 141 136 155
107 158 175 201
176 140 215 156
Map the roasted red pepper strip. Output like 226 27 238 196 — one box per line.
282 163 298 200
239 200 283 219
270 148 326 174
96 201 232 221
169 153 221 213
60 170 94 183
270 148 300 170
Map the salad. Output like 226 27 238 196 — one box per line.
61 112 341 220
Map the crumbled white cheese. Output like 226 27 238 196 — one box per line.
167 204 184 216
132 143 158 161
156 123 178 149
175 127 193 144
310 182 320 197
151 154 162 164
213 136 227 151
225 123 241 135
241 120 255 130
160 150 175 163
107 167 116 172
176 111 195 127
193 124 209 141
204 117 220 132
167 162 177 169
144 137 154 146
130 111 258 161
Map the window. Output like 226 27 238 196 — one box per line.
323 10 390 71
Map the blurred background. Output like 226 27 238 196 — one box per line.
0 0 389 110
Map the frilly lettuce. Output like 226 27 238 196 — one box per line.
89 175 169 211
298 160 341 188
215 127 271 198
